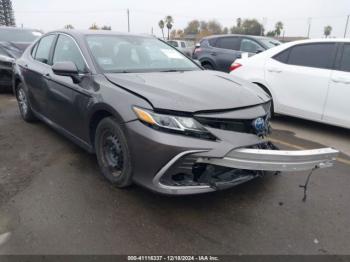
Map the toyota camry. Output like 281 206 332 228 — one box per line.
13 30 339 195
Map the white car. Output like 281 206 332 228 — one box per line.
230 39 350 129
167 40 194 57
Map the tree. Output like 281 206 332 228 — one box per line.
275 21 284 37
236 18 242 28
101 25 112 30
170 29 176 39
207 20 222 34
324 25 332 38
176 29 184 38
158 20 165 39
89 23 99 30
64 24 74 30
184 20 200 35
223 27 229 34
231 19 264 36
200 20 208 32
165 15 174 40
266 31 276 37
0 0 15 26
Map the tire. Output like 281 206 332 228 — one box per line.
95 117 133 188
202 62 214 70
16 83 37 122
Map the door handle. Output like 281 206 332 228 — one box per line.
267 68 282 73
331 77 350 84
44 73 51 79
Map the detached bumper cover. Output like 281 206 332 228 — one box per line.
152 147 339 195
197 148 339 172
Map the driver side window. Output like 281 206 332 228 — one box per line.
53 34 87 73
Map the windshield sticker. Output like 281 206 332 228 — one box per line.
160 49 184 59
98 57 113 65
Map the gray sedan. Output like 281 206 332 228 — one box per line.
13 30 338 195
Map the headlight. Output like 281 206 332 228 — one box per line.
133 107 216 140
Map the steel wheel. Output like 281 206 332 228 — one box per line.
95 117 133 187
101 131 124 178
17 88 28 116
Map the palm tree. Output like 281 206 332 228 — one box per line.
158 20 165 40
275 21 284 36
324 25 332 38
64 24 74 30
89 23 99 30
165 15 174 40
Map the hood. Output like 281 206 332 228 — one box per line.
0 41 30 59
105 70 270 113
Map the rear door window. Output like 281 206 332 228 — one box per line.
34 34 56 64
240 38 263 53
216 37 241 50
273 48 291 63
287 43 336 69
339 44 350 72
181 42 186 48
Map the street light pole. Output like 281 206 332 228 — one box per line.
345 15 350 38
307 18 312 38
127 9 130 33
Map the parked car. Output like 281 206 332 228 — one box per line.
230 39 350 129
167 40 194 57
0 27 42 92
13 30 338 195
193 34 281 72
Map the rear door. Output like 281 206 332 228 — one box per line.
24 34 57 115
213 36 241 72
265 43 336 120
323 43 350 128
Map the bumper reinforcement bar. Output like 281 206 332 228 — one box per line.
197 148 339 172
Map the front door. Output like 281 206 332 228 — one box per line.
45 34 91 141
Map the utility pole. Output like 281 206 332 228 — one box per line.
261 17 267 36
307 17 312 38
345 15 350 38
127 9 130 33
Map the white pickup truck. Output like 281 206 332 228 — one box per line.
167 40 195 58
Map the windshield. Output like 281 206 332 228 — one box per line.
0 28 42 42
86 35 200 73
259 38 281 49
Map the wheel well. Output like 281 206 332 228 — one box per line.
253 82 272 97
89 110 113 149
201 61 212 66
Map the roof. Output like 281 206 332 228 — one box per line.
202 34 275 40
45 29 154 39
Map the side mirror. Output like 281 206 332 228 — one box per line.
195 43 201 48
52 61 81 84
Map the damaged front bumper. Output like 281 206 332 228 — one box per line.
152 145 339 195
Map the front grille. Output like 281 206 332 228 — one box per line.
195 117 261 135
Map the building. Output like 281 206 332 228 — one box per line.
0 0 16 26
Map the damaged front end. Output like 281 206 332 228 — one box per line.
150 103 339 195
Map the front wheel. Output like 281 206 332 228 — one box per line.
95 117 133 188
16 83 37 122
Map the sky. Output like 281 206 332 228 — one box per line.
12 0 350 38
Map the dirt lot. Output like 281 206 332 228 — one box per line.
0 93 350 255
